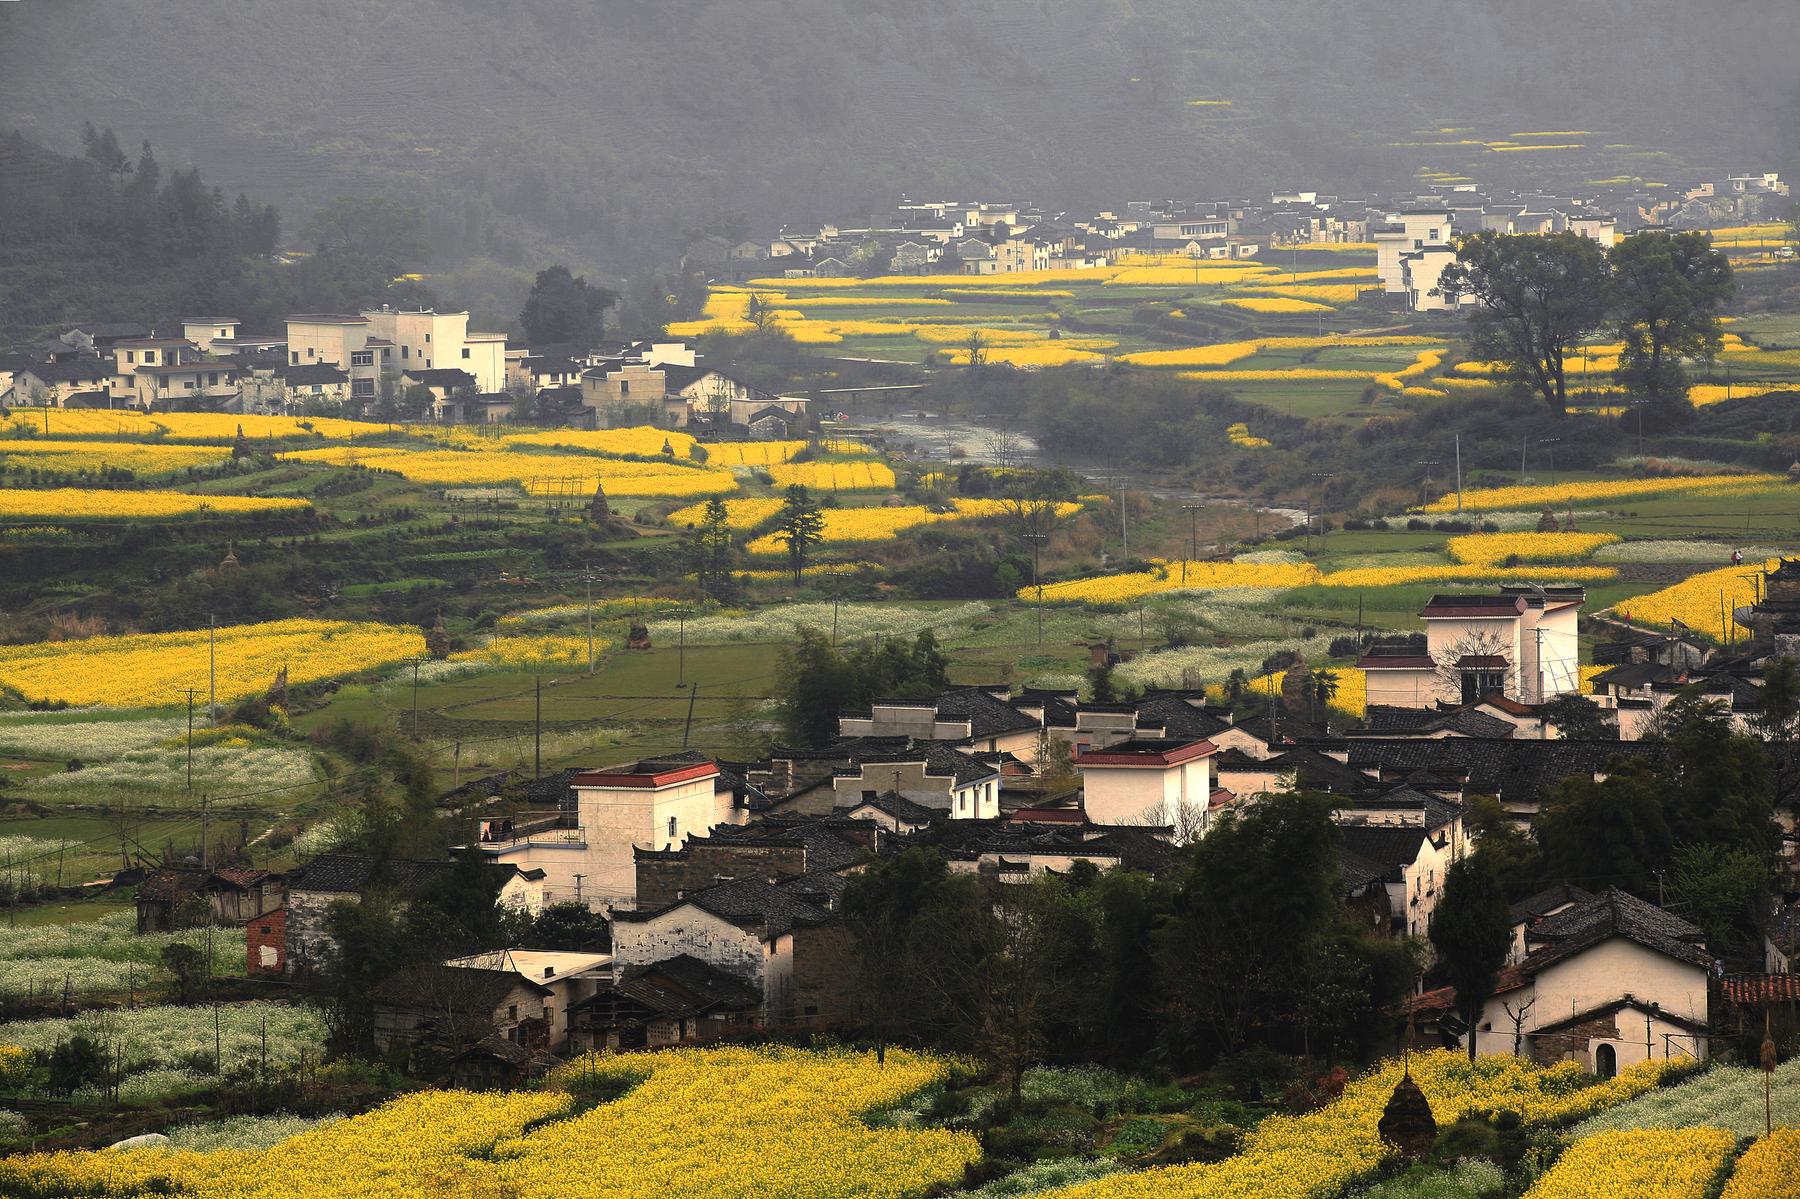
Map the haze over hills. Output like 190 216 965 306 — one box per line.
1 0 1796 271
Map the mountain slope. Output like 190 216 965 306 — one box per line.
1 0 1794 269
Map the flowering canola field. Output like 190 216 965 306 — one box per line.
0 619 425 708
0 489 309 520
768 461 899 491
0 439 233 475
667 497 786 530
1609 560 1776 636
1721 1128 1800 1199
1445 532 1621 565
1034 1053 1685 1199
748 499 1079 552
0 1046 977 1199
280 446 738 497
1522 1127 1735 1199
1421 474 1786 514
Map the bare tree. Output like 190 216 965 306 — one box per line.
961 328 988 371
1432 628 1517 705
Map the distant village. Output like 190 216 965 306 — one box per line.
691 170 1791 312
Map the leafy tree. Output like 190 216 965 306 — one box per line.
773 629 950 746
1437 231 1612 413
46 1033 108 1097
1465 794 1543 899
509 901 613 951
841 847 962 1060
519 265 618 347
1755 657 1800 812
1650 692 1775 855
1156 791 1348 1062
1666 843 1769 958
1538 694 1616 740
685 497 738 603
161 943 208 1005
1535 761 1672 896
1430 856 1513 1060
1610 231 1733 408
772 484 824 584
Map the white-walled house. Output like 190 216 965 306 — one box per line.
1374 210 1453 293
479 756 745 911
1461 889 1712 1073
1359 588 1584 709
1074 738 1217 835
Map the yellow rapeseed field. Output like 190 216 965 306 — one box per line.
1120 336 1442 370
1689 382 1797 406
942 344 1107 367
1226 422 1271 448
767 461 898 491
0 439 233 475
1720 1128 1800 1199
0 619 425 708
0 488 310 520
1028 560 1323 605
749 498 1078 552
501 428 699 457
1522 1127 1734 1199
701 441 809 467
1179 369 1378 382
666 497 785 530
1221 296 1334 314
280 447 738 497
1609 560 1776 636
1446 532 1621 565
0 1046 977 1199
1422 474 1786 513
453 634 607 668
1316 564 1618 588
1040 1053 1682 1199
1245 283 1367 304
0 411 383 442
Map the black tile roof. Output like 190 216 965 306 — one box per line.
1521 887 1710 972
1510 883 1593 925
371 963 540 1008
931 687 1042 738
1335 825 1428 876
275 363 348 385
577 953 759 1018
840 789 938 825
288 853 516 894
1343 739 1665 804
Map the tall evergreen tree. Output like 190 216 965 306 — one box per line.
1430 856 1513 1060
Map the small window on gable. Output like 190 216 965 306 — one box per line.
667 816 678 840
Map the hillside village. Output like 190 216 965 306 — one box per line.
3 125 1800 1199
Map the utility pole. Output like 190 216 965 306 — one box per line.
1024 532 1048 647
584 571 595 675
410 658 423 737
1454 433 1463 515
1309 473 1337 549
1538 438 1562 487
176 689 203 794
208 613 217 728
674 609 689 688
1519 435 1529 485
533 671 542 781
1414 460 1439 507
682 683 700 749
199 792 210 871
1182 500 1206 583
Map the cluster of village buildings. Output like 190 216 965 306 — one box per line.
136 568 1800 1083
0 315 807 435
691 170 1790 312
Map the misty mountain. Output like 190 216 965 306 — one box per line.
2 0 1795 272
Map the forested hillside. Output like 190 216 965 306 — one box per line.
1 0 1796 272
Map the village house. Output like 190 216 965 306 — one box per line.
478 754 746 911
180 317 241 354
567 953 761 1052
1334 786 1467 937
282 853 539 974
1073 737 1218 835
1358 588 1584 709
1415 888 1713 1073
135 866 286 934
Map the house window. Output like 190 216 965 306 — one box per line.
461 348 470 359
508 1004 517 1021
667 816 678 841
1594 1043 1617 1079
619 380 630 397
1459 669 1506 705
208 372 219 386
125 351 136 364
401 346 409 359
351 350 373 366
352 379 375 397
291 352 299 365
424 333 431 343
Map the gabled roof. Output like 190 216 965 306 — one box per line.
370 963 542 1007
275 363 348 385
288 853 516 895
840 789 938 826
1343 739 1665 804
403 368 477 389
579 954 759 1018
925 686 1042 738
1520 887 1710 973
1509 883 1592 925
615 872 839 938
1335 825 1428 876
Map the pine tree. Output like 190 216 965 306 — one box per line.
773 484 824 584
1429 856 1513 1060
